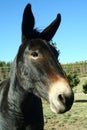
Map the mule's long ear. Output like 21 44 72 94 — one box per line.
40 14 61 41
22 4 35 39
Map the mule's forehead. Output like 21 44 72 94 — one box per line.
26 39 59 58
17 38 59 64
27 39 49 50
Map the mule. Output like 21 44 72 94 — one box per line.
0 4 74 130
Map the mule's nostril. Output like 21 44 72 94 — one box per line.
58 94 65 104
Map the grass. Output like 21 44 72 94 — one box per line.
43 76 87 130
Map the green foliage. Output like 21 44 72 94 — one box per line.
0 61 12 67
0 61 12 81
0 61 6 67
50 40 57 49
66 72 80 88
83 80 87 94
51 42 57 49
62 61 87 77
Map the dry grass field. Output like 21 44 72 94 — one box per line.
43 77 87 130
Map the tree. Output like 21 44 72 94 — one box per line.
83 80 87 94
66 72 80 88
0 61 6 67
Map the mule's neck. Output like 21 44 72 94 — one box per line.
8 58 26 113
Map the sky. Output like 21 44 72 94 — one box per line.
0 0 87 64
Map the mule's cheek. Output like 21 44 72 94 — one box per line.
48 80 74 114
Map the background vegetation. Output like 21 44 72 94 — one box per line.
0 61 11 81
62 61 87 77
83 80 87 94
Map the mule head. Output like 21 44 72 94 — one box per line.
16 4 74 114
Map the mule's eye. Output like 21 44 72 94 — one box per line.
31 52 38 57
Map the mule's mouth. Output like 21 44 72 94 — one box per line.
50 99 66 114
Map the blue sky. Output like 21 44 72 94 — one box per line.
0 0 87 63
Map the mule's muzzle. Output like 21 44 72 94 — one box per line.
49 80 74 114
58 92 74 113
50 91 74 114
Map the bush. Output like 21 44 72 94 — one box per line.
66 72 80 88
83 80 87 94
